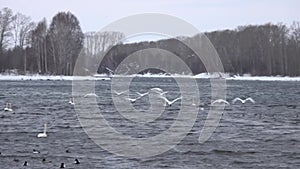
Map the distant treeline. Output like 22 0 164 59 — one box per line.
0 7 299 76
99 23 300 76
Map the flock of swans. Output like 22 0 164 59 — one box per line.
2 86 255 168
211 97 255 105
112 87 183 106
111 87 255 107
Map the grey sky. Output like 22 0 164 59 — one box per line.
1 0 299 33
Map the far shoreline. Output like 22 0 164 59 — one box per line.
0 73 300 81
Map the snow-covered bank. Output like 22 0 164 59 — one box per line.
0 73 300 81
0 75 108 81
226 75 300 81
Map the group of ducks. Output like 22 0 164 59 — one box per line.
22 159 80 168
211 97 255 105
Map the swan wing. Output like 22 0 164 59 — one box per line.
158 95 171 104
84 93 98 98
212 99 229 105
212 99 223 104
232 98 243 104
224 100 230 104
159 91 168 95
114 90 128 95
119 90 128 95
113 90 121 95
136 92 148 97
150 88 164 93
170 97 182 104
245 97 255 103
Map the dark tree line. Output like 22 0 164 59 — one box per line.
0 7 299 76
205 23 300 76
99 23 300 76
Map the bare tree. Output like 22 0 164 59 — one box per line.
0 7 15 53
31 18 47 73
83 31 124 73
12 12 35 48
48 12 84 75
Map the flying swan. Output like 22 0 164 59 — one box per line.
159 95 182 106
211 99 230 105
113 90 128 96
232 97 255 104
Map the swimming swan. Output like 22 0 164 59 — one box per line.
37 124 47 138
68 97 75 105
4 103 12 112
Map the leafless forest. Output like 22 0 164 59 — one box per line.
0 7 299 76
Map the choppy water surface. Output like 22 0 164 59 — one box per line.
0 78 299 168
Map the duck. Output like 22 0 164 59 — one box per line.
32 149 40 154
74 158 80 164
60 163 65 168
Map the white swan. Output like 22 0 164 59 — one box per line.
113 90 128 96
32 149 40 154
211 99 230 105
126 96 142 103
68 97 75 105
37 124 47 138
232 97 255 104
150 87 164 93
159 95 182 106
84 93 98 98
150 88 168 96
4 103 12 112
192 98 196 106
136 92 149 97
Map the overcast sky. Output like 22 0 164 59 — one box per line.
1 0 299 33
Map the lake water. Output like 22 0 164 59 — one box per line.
0 78 299 168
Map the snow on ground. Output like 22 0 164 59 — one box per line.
227 75 300 81
0 73 300 81
0 75 99 81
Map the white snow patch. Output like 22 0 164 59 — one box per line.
0 73 299 81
